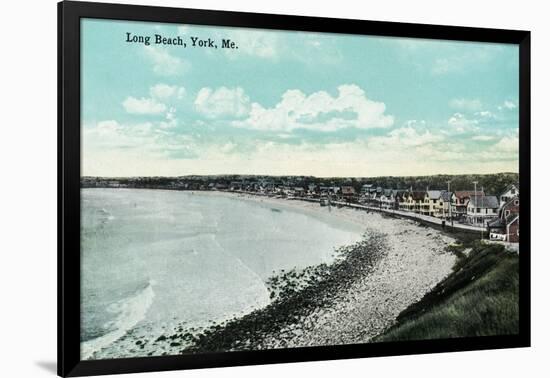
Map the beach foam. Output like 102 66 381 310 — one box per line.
81 188 362 359
175 192 458 351
81 281 155 359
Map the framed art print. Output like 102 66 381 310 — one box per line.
58 1 531 376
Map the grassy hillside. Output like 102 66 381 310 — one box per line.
375 242 519 341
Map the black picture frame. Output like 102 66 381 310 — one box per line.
58 1 531 376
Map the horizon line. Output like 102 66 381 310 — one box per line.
81 171 519 179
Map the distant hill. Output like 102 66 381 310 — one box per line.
342 172 519 196
82 172 519 197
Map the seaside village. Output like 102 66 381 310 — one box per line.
81 177 519 244
224 181 520 243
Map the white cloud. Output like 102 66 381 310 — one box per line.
143 46 190 76
448 113 479 133
404 120 426 127
493 135 519 153
184 137 516 177
449 98 482 112
82 122 519 177
475 110 496 119
498 100 518 111
122 96 167 114
82 119 194 162
159 107 178 129
194 87 251 118
149 84 185 99
83 120 156 151
369 127 443 149
234 84 394 132
92 120 123 138
96 120 120 130
472 135 496 141
503 100 517 110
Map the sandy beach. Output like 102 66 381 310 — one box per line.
217 193 458 348
89 191 458 358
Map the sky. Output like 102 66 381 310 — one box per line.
81 18 520 177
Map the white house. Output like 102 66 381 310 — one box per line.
425 190 443 217
499 184 519 207
380 189 395 209
465 195 499 226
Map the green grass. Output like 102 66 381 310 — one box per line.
376 243 519 341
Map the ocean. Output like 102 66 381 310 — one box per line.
80 188 363 359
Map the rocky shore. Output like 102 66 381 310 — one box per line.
176 195 456 353
184 232 388 352
90 193 458 358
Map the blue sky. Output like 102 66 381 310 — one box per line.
81 18 519 177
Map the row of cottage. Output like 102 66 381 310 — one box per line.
229 181 519 242
226 180 519 243
347 183 519 242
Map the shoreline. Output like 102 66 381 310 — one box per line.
165 192 456 354
86 189 458 357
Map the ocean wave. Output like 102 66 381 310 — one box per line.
81 280 155 360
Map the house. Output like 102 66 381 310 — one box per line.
506 215 520 243
501 196 520 219
229 181 242 191
360 184 373 195
215 183 229 190
258 180 275 193
367 186 382 203
488 197 520 242
489 214 519 242
249 181 261 192
107 180 121 188
394 188 414 212
452 190 484 219
341 186 357 203
404 191 426 213
395 191 408 211
293 187 306 197
281 186 293 196
341 186 356 198
412 191 427 213
440 191 453 219
424 190 443 217
370 191 380 207
499 184 519 206
307 183 318 194
380 189 394 209
319 186 340 200
400 191 412 212
465 195 499 226
389 189 406 210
